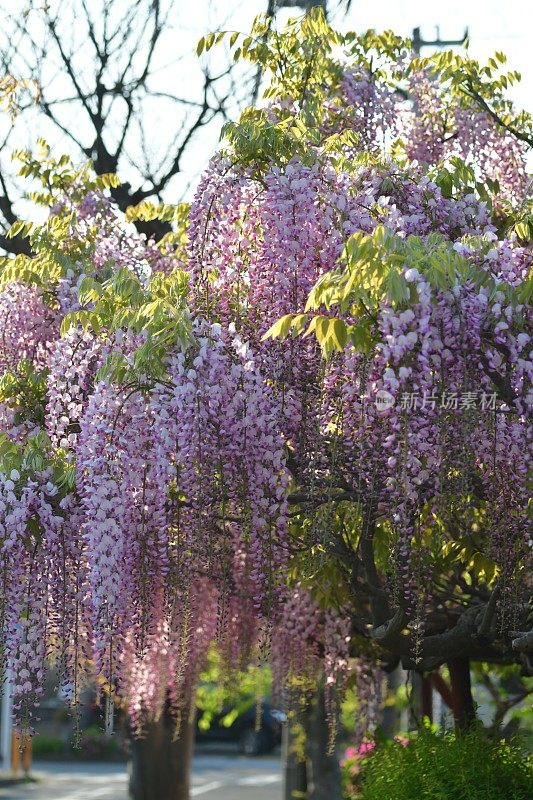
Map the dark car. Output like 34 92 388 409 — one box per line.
195 700 285 755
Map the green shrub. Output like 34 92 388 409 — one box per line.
78 725 120 760
358 728 533 800
32 736 65 756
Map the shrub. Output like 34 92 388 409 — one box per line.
341 740 377 798
78 725 120 760
357 727 532 800
342 736 410 798
32 736 65 756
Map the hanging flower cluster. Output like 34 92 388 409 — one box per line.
403 69 529 202
0 282 55 372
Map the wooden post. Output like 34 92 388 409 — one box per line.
381 666 404 737
421 675 433 722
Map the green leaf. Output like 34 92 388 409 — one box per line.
386 269 409 304
330 318 348 351
77 275 102 305
261 314 295 341
315 316 331 347
348 317 374 352
514 222 530 241
289 313 309 336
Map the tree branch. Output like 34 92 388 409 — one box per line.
464 80 533 149
511 629 533 652
477 580 502 637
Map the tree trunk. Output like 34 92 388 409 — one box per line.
431 671 454 711
447 657 476 731
283 716 307 800
408 671 422 730
128 708 195 800
303 687 342 800
381 666 404 737
421 675 433 722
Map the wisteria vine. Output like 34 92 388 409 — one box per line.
0 13 531 747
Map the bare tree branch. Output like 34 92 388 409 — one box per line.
0 0 264 251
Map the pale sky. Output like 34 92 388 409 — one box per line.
177 0 533 195
196 0 532 107
342 0 531 111
1 0 531 204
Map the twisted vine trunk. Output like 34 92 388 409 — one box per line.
128 708 195 800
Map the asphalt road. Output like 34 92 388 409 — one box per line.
0 752 282 800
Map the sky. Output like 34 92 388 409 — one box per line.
225 0 533 111
175 0 533 194
342 0 532 110
196 0 533 108
1 0 532 204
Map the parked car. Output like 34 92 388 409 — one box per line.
195 700 285 755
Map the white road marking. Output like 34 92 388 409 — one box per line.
189 773 281 795
237 774 281 786
191 781 224 796
61 789 122 800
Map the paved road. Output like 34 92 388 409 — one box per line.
0 753 282 800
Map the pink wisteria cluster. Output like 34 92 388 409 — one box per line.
331 63 529 203
0 34 531 743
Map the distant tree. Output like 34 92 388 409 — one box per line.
0 1 360 255
0 0 266 253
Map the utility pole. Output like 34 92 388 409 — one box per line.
412 25 469 56
274 0 327 12
0 672 12 773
